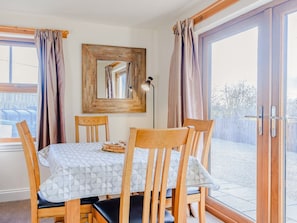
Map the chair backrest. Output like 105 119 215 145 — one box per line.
75 115 110 142
183 119 214 168
120 127 194 223
16 120 40 207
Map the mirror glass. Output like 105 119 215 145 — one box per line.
97 60 133 99
82 44 146 113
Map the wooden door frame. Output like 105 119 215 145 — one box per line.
270 1 297 222
199 0 292 222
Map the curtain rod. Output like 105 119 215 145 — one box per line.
0 25 69 38
173 0 239 30
192 0 238 24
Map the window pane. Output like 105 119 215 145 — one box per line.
0 44 38 140
12 46 38 84
285 10 297 222
0 45 9 83
0 92 37 138
209 27 258 220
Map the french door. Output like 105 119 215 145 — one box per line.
200 1 297 222
275 2 297 222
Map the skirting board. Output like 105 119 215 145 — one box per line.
0 188 30 202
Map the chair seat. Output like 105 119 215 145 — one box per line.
38 191 99 209
80 196 100 205
93 195 174 223
166 187 200 198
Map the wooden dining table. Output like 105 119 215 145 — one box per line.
38 142 218 223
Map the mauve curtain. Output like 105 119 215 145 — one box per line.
105 65 113 98
126 62 132 98
35 30 66 150
167 19 203 128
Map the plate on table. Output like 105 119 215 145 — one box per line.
102 141 126 153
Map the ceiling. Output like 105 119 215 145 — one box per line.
0 0 211 28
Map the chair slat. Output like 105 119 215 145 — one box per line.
75 115 109 143
166 119 215 223
93 126 194 223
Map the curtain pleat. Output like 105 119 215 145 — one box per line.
167 19 203 128
126 62 132 98
105 65 113 98
35 30 66 150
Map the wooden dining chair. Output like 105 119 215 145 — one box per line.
16 120 99 223
165 119 215 223
92 126 195 223
75 115 110 143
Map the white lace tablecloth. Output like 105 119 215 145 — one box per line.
38 142 219 202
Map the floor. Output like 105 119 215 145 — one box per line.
0 199 224 223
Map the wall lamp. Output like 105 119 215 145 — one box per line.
141 76 155 128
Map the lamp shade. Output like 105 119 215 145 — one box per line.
141 76 155 128
141 76 153 91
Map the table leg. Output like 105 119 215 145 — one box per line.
65 199 80 223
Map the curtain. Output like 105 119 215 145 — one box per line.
125 62 132 98
105 65 113 98
167 19 203 128
35 30 66 150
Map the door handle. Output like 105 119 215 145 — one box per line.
271 106 277 137
270 106 285 137
258 106 263 136
244 106 263 136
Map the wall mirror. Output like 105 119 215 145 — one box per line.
82 44 146 113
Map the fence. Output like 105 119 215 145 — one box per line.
213 117 297 152
0 93 37 137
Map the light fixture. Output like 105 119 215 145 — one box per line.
141 76 155 128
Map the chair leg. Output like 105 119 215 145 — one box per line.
171 189 176 217
80 213 93 223
54 217 64 223
88 213 92 223
31 206 38 223
92 208 97 223
187 204 191 217
198 188 206 223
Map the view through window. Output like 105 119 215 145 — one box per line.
285 10 297 222
0 41 38 142
209 27 258 220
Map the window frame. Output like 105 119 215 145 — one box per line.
0 35 38 143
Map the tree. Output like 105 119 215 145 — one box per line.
211 81 256 118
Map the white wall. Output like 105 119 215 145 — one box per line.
0 0 271 202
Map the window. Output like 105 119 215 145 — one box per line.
0 36 38 143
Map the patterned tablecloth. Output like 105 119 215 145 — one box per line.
38 142 219 202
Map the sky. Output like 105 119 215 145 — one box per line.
287 11 297 99
211 11 297 101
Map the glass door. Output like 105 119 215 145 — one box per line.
285 11 297 223
209 26 258 220
201 12 269 222
274 2 297 222
200 1 297 222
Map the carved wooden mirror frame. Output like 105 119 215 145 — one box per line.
82 44 146 113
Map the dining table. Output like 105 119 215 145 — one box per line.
38 142 219 223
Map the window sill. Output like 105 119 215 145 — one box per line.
0 142 23 152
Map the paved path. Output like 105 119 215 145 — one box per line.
210 138 297 222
